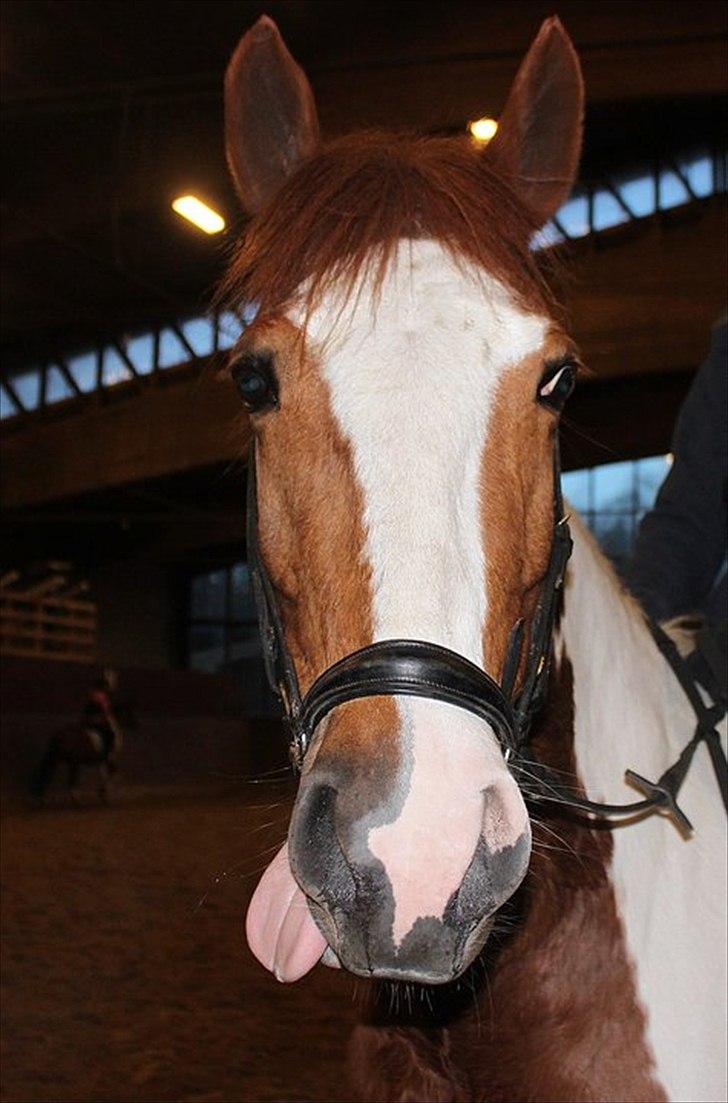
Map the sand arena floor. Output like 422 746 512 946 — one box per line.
1 781 363 1102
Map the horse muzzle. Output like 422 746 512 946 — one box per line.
288 777 531 985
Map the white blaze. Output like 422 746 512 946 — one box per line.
305 240 547 666
300 240 544 942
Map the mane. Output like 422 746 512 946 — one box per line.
219 131 560 322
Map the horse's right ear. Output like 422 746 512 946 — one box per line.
225 16 320 214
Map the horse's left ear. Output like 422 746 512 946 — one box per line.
488 17 583 225
225 16 320 214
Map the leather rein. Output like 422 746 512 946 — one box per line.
247 442 727 834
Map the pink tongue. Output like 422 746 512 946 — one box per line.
246 842 327 982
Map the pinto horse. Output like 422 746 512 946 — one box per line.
220 16 727 1102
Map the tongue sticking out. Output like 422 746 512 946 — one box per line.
246 842 327 982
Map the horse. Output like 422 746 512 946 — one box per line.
219 16 727 1102
31 710 129 805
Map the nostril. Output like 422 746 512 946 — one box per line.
482 782 529 853
446 785 531 928
288 783 357 913
446 837 493 926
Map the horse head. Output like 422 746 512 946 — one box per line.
222 15 583 984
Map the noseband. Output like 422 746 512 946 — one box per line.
247 442 727 833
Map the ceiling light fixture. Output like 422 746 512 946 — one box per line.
468 117 498 144
172 195 226 234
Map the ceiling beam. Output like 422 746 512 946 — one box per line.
1 197 724 511
566 198 726 380
313 38 727 135
1 370 249 509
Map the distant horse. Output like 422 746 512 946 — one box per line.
220 16 727 1103
31 709 130 805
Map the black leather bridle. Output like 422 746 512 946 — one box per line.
247 442 727 833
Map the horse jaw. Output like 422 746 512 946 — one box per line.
245 841 327 982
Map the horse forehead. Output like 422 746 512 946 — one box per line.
290 240 549 382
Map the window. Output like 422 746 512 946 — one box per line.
562 454 671 564
186 563 260 673
0 312 246 420
67 352 98 390
102 347 134 386
0 383 19 419
6 369 42 411
216 311 244 350
181 317 214 358
539 149 718 247
158 328 190 370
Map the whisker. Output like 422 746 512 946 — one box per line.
247 819 280 836
242 775 296 785
519 759 577 781
207 764 293 782
467 968 483 1037
531 819 593 874
244 801 288 814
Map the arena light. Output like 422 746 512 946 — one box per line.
469 117 498 144
172 195 226 234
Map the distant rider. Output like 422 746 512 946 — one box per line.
83 669 123 766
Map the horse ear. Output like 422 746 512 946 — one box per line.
488 17 583 226
225 16 320 214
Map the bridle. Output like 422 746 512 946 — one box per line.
247 441 727 834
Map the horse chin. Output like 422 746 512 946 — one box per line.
345 933 495 986
309 894 497 986
329 925 494 986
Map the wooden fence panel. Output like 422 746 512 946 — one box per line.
0 592 97 663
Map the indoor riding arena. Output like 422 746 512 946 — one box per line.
2 4 726 1103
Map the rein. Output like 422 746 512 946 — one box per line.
247 442 727 834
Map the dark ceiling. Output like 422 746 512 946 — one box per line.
2 0 726 367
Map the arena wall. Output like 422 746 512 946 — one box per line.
0 657 287 794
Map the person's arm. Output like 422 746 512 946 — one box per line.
625 322 727 623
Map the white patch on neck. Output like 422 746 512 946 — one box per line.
299 240 545 944
561 515 727 1103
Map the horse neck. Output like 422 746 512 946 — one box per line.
556 514 688 802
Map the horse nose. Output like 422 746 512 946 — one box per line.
288 775 531 983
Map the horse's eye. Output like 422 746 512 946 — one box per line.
230 352 279 413
537 359 578 412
